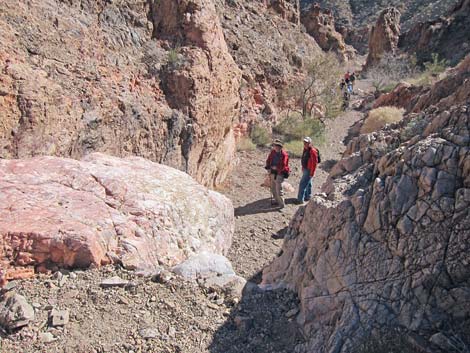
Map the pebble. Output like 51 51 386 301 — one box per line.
100 276 129 288
39 332 55 343
138 327 158 339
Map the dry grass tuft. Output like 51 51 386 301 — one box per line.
361 107 405 134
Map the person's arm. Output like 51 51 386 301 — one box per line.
265 151 272 170
308 148 318 176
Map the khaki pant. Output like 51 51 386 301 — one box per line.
270 173 284 207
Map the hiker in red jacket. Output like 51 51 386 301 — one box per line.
295 137 318 204
265 139 290 208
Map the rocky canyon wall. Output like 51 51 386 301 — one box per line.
263 57 470 352
0 0 240 188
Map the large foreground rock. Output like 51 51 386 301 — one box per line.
263 101 469 351
0 153 234 285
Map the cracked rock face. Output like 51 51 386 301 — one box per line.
263 88 469 350
300 4 354 62
0 153 234 285
0 0 240 188
364 7 401 69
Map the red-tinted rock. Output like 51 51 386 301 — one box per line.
0 153 234 286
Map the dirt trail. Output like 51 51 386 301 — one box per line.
224 77 374 284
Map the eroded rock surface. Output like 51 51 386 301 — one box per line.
263 66 470 351
300 3 354 61
0 153 234 285
364 7 401 69
0 0 239 188
399 0 470 66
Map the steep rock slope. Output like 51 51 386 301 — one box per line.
399 0 470 66
263 58 470 352
300 3 355 61
0 0 240 187
0 153 234 285
215 0 322 126
301 0 460 31
374 55 470 112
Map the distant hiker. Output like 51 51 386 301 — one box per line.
344 71 350 83
350 72 356 91
265 139 290 209
295 137 318 204
340 78 346 91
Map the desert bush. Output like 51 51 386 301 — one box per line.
367 53 418 94
407 53 449 86
250 124 271 146
283 140 304 157
273 113 325 145
283 52 342 121
236 137 256 151
361 107 405 134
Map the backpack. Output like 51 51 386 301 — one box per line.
315 148 321 163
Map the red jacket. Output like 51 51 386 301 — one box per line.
265 149 290 174
302 147 318 177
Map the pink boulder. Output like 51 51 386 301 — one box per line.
0 153 234 285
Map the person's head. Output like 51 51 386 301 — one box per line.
341 78 345 82
272 139 283 151
303 136 312 147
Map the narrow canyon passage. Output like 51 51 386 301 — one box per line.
208 77 375 352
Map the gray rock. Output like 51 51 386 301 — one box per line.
100 276 129 288
171 252 235 280
39 332 55 343
139 327 159 339
0 292 35 331
50 308 70 326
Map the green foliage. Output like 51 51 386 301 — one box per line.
367 53 418 94
273 113 325 146
284 52 342 120
424 53 448 77
250 124 271 147
167 47 182 69
405 53 449 86
283 140 304 157
236 137 256 151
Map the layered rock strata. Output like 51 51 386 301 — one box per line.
0 153 234 285
263 61 470 352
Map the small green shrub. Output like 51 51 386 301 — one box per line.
236 137 256 151
273 114 325 145
381 83 398 94
361 107 405 134
283 140 304 157
250 124 271 146
167 47 182 69
424 53 448 77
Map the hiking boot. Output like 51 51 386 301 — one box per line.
293 199 304 205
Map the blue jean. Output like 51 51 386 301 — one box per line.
297 169 312 202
